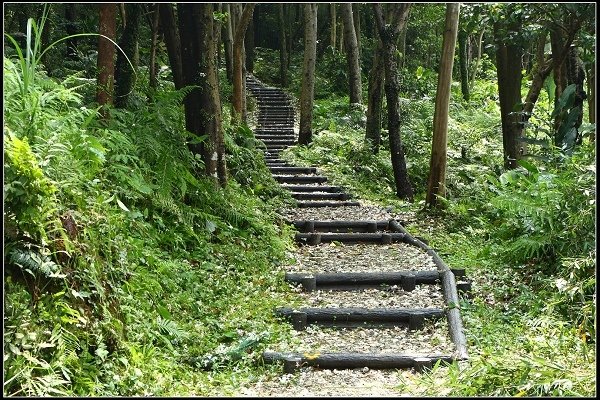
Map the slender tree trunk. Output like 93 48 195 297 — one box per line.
338 16 344 55
115 3 141 108
214 3 222 70
587 62 595 126
97 4 116 108
365 41 384 153
469 28 485 91
426 3 460 208
330 4 336 51
149 4 160 89
353 4 361 61
245 9 255 73
495 21 524 170
299 4 318 145
223 4 234 82
341 4 362 104
458 30 469 101
65 4 77 59
232 3 256 123
373 3 413 201
397 14 409 70
279 4 288 87
159 3 184 90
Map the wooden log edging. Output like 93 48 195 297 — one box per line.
295 232 405 244
292 220 389 233
275 307 444 331
389 219 469 361
263 351 455 371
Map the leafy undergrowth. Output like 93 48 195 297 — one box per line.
282 87 596 396
3 57 300 396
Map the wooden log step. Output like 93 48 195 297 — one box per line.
254 129 295 134
296 200 361 208
261 139 297 146
273 175 328 184
285 271 440 291
256 135 296 141
295 232 405 244
292 220 388 233
291 192 350 201
263 351 454 371
281 185 343 193
275 307 444 330
269 166 317 174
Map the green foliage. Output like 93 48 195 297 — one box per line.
3 43 297 396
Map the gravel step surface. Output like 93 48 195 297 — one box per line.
286 242 437 274
267 320 454 355
238 368 417 397
292 285 445 309
280 205 413 222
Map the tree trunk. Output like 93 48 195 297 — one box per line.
494 21 524 170
149 4 160 89
330 4 336 51
279 4 288 87
64 4 77 59
178 4 225 184
159 3 184 90
232 3 256 123
338 16 344 55
115 3 141 108
97 3 116 108
566 45 586 144
353 4 361 61
341 4 362 104
426 3 460 208
223 3 234 82
587 62 595 126
214 3 222 71
373 3 413 201
458 30 469 101
245 9 255 73
397 13 409 70
365 41 384 153
299 4 318 145
469 28 485 91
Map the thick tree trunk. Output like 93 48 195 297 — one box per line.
299 4 318 145
232 3 256 123
115 3 141 108
566 46 586 144
426 3 460 208
279 4 288 87
149 4 160 89
214 3 222 70
64 4 77 59
365 41 384 153
330 4 336 51
458 30 469 101
97 4 116 107
495 22 524 170
178 4 225 184
341 4 362 104
159 3 184 90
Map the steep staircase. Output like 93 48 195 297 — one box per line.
246 75 469 379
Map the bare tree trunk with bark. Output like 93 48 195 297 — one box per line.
373 3 413 201
97 4 116 108
341 4 362 104
232 3 256 123
159 3 184 90
279 4 288 87
365 41 384 153
426 3 460 208
299 4 318 145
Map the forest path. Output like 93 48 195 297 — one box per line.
238 76 469 396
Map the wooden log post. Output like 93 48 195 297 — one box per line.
283 356 302 373
290 310 308 330
413 357 433 373
301 276 317 292
402 274 416 292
